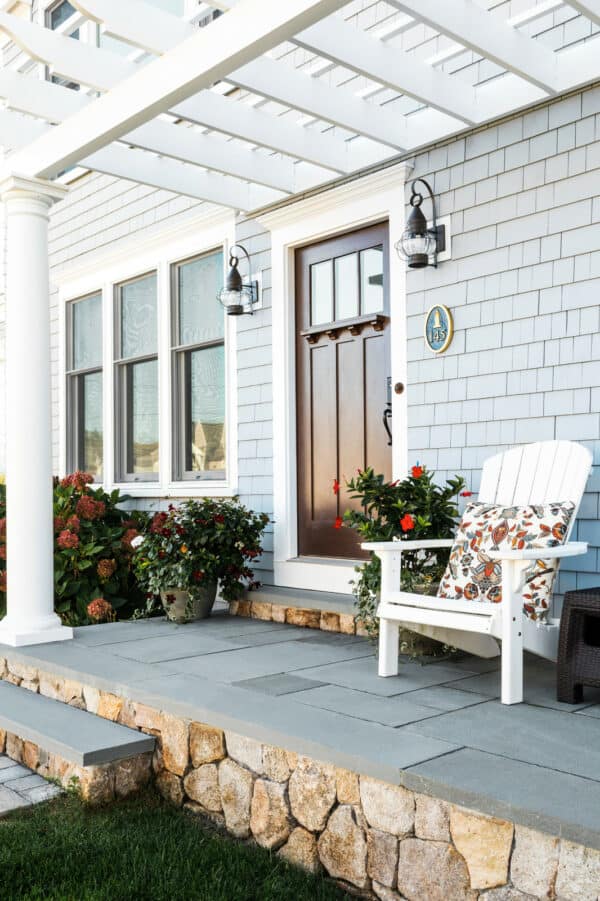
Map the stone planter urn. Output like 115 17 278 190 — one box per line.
160 584 218 624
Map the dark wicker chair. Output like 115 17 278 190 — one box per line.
557 588 600 703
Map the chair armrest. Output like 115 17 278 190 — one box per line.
486 541 588 561
362 539 454 552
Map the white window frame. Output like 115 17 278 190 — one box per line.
57 210 238 498
257 161 412 595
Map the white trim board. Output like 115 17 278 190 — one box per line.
257 161 413 595
55 211 239 499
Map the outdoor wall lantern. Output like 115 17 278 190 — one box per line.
395 178 446 269
217 244 260 316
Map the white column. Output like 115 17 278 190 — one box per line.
0 174 72 647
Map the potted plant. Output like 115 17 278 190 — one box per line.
339 465 466 642
132 498 269 623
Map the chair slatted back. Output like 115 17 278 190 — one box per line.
478 440 592 541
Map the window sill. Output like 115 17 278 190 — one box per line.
107 482 237 499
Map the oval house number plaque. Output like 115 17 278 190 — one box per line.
424 304 453 354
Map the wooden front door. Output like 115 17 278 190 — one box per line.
296 222 392 559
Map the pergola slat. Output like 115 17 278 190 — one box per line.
0 3 357 176
387 0 560 94
0 70 299 193
72 0 409 150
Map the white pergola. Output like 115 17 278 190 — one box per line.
0 0 599 645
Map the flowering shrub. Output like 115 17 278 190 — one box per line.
0 472 147 625
340 465 465 638
133 498 270 603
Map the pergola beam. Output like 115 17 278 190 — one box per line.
387 0 560 94
1 0 352 180
72 0 409 150
566 1 600 25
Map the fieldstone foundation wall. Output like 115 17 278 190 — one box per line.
2 654 599 900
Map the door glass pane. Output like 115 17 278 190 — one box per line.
310 260 333 326
49 0 76 29
120 274 157 359
178 251 224 346
130 360 159 474
72 294 102 369
188 346 226 473
360 246 384 314
83 371 103 478
334 253 359 320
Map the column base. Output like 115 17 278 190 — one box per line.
0 624 73 647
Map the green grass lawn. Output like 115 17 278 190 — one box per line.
0 792 351 901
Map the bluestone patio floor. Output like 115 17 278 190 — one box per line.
3 609 600 847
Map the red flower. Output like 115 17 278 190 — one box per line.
76 495 105 521
0 545 6 560
411 465 424 479
214 514 225 524
97 558 117 581
66 515 80 533
332 479 340 495
87 597 114 622
193 570 204 582
122 528 139 548
57 529 79 549
0 571 6 592
150 512 168 533
334 516 343 529
61 471 94 492
53 516 65 532
400 513 415 532
460 491 473 497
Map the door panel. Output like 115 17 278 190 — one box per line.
296 222 392 559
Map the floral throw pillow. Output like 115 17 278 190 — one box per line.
437 501 575 622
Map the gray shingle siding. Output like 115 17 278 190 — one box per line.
406 85 600 601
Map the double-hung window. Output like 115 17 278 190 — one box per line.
114 273 159 482
66 293 103 479
171 250 226 481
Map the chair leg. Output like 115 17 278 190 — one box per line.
501 560 524 705
379 619 399 677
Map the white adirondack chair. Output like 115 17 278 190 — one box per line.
363 441 593 705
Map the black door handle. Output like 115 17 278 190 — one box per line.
383 404 392 446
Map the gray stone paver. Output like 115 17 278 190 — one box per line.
5 613 600 842
0 755 62 815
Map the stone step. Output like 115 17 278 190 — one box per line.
248 585 354 614
0 681 154 766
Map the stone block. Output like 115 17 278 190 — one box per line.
288 757 336 832
372 883 404 901
79 764 115 805
479 889 537 900
450 807 513 890
510 825 558 898
338 614 356 635
271 605 287 623
398 839 477 901
6 732 23 763
97 692 123 722
250 779 292 850
360 777 414 836
262 744 291 782
218 758 254 838
190 722 225 766
183 764 222 812
555 840 600 900
159 714 189 776
336 768 360 805
251 601 272 621
22 741 40 771
114 753 152 798
368 829 398 888
415 795 450 842
285 607 320 629
0 728 5 753
318 805 368 889
83 685 100 714
279 827 320 873
225 732 262 773
156 770 184 807
320 612 340 632
7 661 38 684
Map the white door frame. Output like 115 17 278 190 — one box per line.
257 161 413 594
